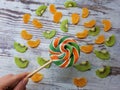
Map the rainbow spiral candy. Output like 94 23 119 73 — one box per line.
49 36 80 68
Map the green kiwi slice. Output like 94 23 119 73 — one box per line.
43 30 56 39
37 57 51 68
89 26 100 36
64 1 77 8
94 50 110 60
74 61 91 72
14 42 28 53
14 57 29 68
96 66 111 78
60 19 68 32
105 35 116 47
36 5 47 16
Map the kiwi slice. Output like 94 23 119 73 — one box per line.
37 57 51 68
94 50 110 60
89 26 100 36
36 5 47 16
96 66 111 78
14 57 29 68
64 0 77 8
74 61 91 72
105 35 116 47
14 42 28 53
43 30 56 39
60 19 68 32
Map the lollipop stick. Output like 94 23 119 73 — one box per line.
26 60 52 78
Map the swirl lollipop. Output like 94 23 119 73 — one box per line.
49 36 80 68
27 36 80 78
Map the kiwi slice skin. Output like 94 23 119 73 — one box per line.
96 66 111 78
94 50 110 60
105 35 116 47
89 26 100 36
64 1 77 8
36 5 47 16
14 57 29 69
74 61 91 72
43 30 56 39
60 19 68 32
14 42 28 53
37 57 51 68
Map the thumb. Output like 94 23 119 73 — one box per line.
14 78 28 90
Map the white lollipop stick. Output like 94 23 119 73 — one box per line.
27 60 52 78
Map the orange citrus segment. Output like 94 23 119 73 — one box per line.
71 13 80 25
82 8 89 18
80 45 93 54
27 39 40 48
53 12 63 23
32 19 43 28
21 30 33 40
73 77 87 87
76 30 88 39
84 20 96 28
49 4 57 14
95 35 105 44
31 73 44 83
23 13 31 24
102 19 112 32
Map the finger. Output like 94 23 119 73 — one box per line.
14 78 28 90
0 72 28 88
0 74 14 89
0 74 14 80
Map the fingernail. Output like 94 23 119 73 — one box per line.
22 78 28 84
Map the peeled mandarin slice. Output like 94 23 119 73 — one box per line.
82 8 89 18
27 39 40 48
95 35 105 44
80 45 93 54
53 11 63 23
71 13 80 25
49 4 57 14
31 73 44 83
102 19 112 32
73 77 87 87
32 19 43 28
23 13 31 24
84 20 96 28
80 45 93 52
76 30 88 39
21 30 33 40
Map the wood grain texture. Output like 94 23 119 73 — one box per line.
0 0 120 90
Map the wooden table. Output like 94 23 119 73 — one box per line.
0 0 120 90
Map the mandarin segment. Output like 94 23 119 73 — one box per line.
27 39 40 48
53 12 63 23
95 35 105 44
31 73 44 83
71 13 80 25
102 19 112 32
21 30 33 40
73 77 87 87
82 8 89 18
80 45 93 54
49 4 57 14
23 13 31 24
84 20 96 28
76 30 88 39
32 19 43 28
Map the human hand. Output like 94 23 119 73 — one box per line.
0 72 29 90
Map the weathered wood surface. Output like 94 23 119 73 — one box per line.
0 0 120 90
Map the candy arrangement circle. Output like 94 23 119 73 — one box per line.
49 36 80 68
